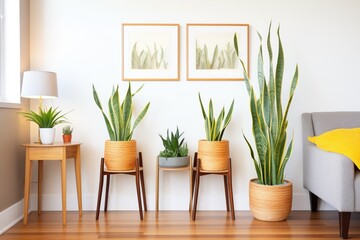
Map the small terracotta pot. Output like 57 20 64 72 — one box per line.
63 134 72 143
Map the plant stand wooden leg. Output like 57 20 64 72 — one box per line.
135 158 143 220
223 175 229 211
229 158 235 220
339 212 351 239
139 153 147 211
155 157 159 219
96 158 105 220
191 153 197 198
104 175 110 212
228 159 235 220
192 158 201 221
188 157 193 214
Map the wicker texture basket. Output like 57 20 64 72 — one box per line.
104 140 137 170
198 140 229 171
249 178 293 221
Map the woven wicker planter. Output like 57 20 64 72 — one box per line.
104 140 137 170
249 178 293 221
198 140 229 171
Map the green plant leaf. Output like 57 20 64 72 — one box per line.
275 25 284 126
243 132 263 184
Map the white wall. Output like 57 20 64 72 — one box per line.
28 0 360 211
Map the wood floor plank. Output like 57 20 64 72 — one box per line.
1 211 360 239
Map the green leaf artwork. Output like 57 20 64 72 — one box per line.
195 38 237 70
131 42 168 69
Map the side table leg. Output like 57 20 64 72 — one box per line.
38 160 43 215
23 152 32 225
61 154 67 225
74 145 82 216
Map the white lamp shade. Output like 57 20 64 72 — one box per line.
21 71 58 99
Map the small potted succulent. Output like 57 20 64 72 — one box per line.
159 127 189 168
62 125 73 143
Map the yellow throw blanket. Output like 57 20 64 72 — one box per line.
308 128 360 169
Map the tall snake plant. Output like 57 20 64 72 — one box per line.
198 93 234 141
92 83 150 141
234 24 299 185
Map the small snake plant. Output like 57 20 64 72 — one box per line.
198 93 234 141
92 83 150 141
234 23 299 185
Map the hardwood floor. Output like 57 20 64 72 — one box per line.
1 211 360 239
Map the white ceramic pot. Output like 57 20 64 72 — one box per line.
40 128 55 145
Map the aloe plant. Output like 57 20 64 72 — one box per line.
159 127 188 158
20 107 68 128
234 24 299 185
92 83 150 141
198 93 234 141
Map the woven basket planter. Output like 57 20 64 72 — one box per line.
198 140 229 171
104 140 137 170
249 178 293 221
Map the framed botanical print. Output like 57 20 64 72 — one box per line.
122 23 180 81
187 24 249 81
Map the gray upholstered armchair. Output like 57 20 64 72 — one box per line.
302 112 360 239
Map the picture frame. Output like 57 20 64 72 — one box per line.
122 23 180 81
186 24 249 81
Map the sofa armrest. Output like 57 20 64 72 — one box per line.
302 113 355 211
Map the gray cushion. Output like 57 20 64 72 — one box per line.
312 112 360 135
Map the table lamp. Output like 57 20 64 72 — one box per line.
21 71 59 143
21 71 58 109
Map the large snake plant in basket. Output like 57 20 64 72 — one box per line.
235 23 299 221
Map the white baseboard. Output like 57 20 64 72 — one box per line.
0 200 24 235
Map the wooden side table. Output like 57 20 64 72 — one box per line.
22 142 82 225
155 156 192 219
